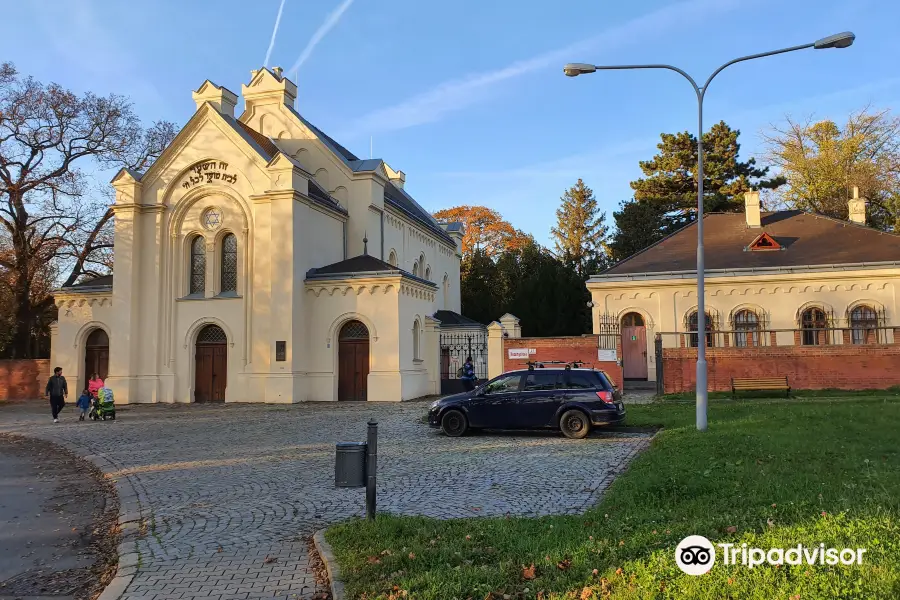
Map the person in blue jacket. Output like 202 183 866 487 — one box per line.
76 388 92 421
460 356 476 391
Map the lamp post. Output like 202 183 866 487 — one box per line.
564 32 855 431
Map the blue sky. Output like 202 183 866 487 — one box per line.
2 0 897 247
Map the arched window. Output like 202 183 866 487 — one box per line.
412 319 420 360
442 274 449 307
388 250 398 267
733 309 760 347
220 233 237 293
412 262 419 277
687 311 714 348
621 312 644 327
801 307 827 346
190 235 206 295
425 265 431 281
850 305 877 345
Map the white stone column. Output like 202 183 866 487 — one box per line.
423 315 441 395
487 321 505 379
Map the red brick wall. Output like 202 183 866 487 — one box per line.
0 359 52 400
662 345 900 393
503 336 624 387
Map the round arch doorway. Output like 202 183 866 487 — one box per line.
83 328 109 392
620 312 648 380
195 324 227 402
338 320 370 401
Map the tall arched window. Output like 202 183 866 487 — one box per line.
425 265 431 281
412 262 419 277
189 235 206 295
388 250 398 267
442 274 449 307
687 311 714 348
412 319 421 360
220 233 238 294
850 305 877 345
733 309 760 347
801 307 827 346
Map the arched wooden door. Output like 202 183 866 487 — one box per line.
338 320 370 401
195 325 227 402
621 312 648 380
84 329 109 392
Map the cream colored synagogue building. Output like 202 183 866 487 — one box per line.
51 67 464 404
588 190 900 384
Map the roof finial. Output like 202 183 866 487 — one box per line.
363 233 368 255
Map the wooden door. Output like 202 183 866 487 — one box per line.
83 329 109 392
338 340 370 401
195 325 227 402
622 326 648 380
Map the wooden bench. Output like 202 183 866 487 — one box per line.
731 376 790 398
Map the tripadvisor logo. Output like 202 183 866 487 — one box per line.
675 536 867 575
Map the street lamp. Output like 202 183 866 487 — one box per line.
564 32 854 431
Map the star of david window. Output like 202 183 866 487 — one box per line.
202 208 222 231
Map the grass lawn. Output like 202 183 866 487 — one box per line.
325 397 900 599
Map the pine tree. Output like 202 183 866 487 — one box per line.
631 121 782 215
550 179 609 277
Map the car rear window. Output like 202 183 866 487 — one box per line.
561 372 599 390
598 371 617 390
523 372 559 391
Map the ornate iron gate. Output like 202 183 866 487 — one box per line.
439 330 487 394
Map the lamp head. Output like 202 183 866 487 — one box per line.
563 63 597 77
814 31 855 49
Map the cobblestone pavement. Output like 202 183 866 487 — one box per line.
0 401 652 600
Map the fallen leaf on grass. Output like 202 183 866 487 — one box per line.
557 558 571 571
381 549 393 556
767 519 775 528
367 556 381 564
522 564 536 580
408 552 416 560
591 569 599 576
726 526 737 534
580 587 593 600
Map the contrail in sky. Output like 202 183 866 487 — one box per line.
289 0 354 78
264 0 286 67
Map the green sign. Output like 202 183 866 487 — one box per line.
631 335 637 341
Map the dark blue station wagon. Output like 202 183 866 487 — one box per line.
428 365 625 439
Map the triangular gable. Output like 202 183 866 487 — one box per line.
747 232 782 251
140 103 274 187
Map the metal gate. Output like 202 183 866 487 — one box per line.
439 330 487 394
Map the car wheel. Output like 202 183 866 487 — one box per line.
441 409 468 437
560 409 590 439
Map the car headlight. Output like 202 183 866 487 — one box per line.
430 400 441 410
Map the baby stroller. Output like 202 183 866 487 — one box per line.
89 387 116 421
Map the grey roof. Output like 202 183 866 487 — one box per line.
384 181 455 246
285 107 454 247
60 274 113 292
306 254 437 287
433 310 485 328
441 222 464 233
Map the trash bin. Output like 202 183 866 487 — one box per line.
335 442 367 487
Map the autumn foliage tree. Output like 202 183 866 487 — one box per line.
433 205 529 256
763 108 900 231
0 62 177 357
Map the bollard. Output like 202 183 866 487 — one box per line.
366 420 378 520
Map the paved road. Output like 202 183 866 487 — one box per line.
0 401 652 600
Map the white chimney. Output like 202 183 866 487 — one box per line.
744 191 761 228
848 186 867 225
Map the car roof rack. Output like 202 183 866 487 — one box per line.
526 360 590 371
